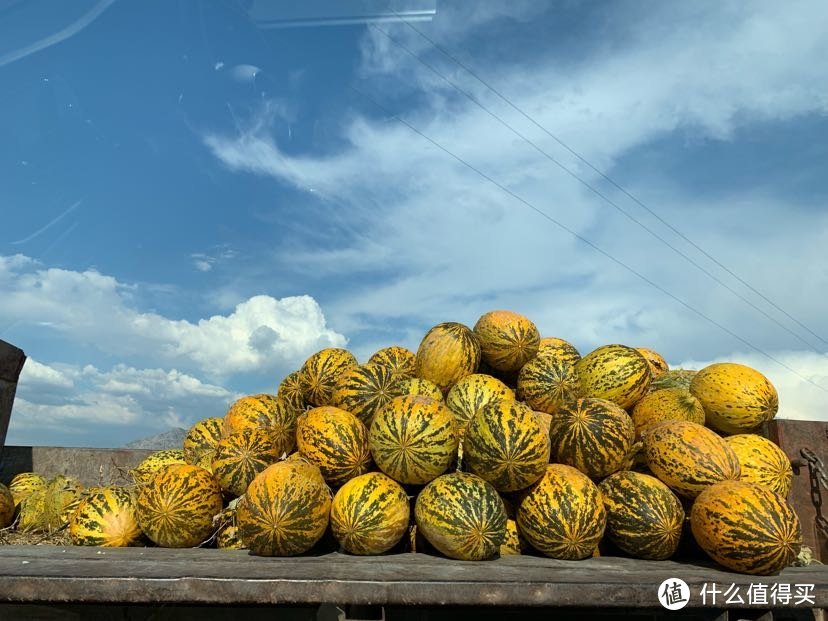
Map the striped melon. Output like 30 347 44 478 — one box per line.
277 371 307 412
132 449 187 485
537 337 581 365
332 363 401 426
517 356 582 414
445 373 515 434
394 377 444 401
631 388 706 439
211 428 281 497
135 464 223 548
223 394 298 456
636 347 669 379
473 310 540 374
549 397 635 479
368 346 417 379
500 518 527 555
369 395 458 485
0 483 13 528
330 472 410 555
649 369 697 392
8 472 46 507
575 344 651 409
69 487 142 547
299 348 358 407
183 417 223 471
17 488 48 532
237 460 332 556
691 480 801 574
216 497 245 549
43 475 84 530
533 409 552 438
415 472 506 561
415 322 481 394
644 420 740 498
690 363 779 434
296 406 372 486
726 434 793 497
517 464 606 560
463 400 550 492
599 471 684 560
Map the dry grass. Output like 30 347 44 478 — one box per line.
0 524 72 546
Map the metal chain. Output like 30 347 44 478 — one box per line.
800 447 828 537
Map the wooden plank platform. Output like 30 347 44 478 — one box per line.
0 546 826 609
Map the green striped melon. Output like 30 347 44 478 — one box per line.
473 310 540 374
690 362 779 434
332 363 401 426
17 488 48 532
415 322 481 394
135 464 223 548
691 480 801 574
223 394 298 456
296 406 372 486
237 460 332 556
445 373 515 434
500 518 527 555
0 483 13 528
649 369 697 392
183 417 223 471
369 395 458 485
415 472 506 561
726 434 793 497
394 377 444 401
132 449 187 485
368 346 417 379
463 400 550 492
599 471 684 560
277 371 307 412
533 409 552 438
8 472 46 507
517 356 582 414
549 397 635 479
537 337 581 365
644 420 740 498
299 348 359 407
635 347 669 379
330 472 410 555
43 475 85 530
631 388 706 440
517 464 606 559
69 487 142 547
216 497 245 549
211 428 281 497
575 344 651 409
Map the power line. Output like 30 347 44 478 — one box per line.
349 84 828 394
368 21 828 356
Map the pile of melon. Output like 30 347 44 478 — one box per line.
0 310 802 575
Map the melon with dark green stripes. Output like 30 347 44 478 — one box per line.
726 434 793 497
690 362 779 435
296 406 372 486
445 373 514 434
415 322 481 394
8 472 46 507
0 483 13 529
473 310 540 374
537 337 581 365
299 348 359 407
135 464 223 548
643 420 740 498
330 472 411 555
415 472 506 561
368 346 417 380
216 497 245 549
17 487 47 532
131 449 187 485
369 395 458 485
277 370 308 412
500 518 527 555
183 417 223 471
223 394 298 456
691 480 801 574
575 344 651 409
237 460 332 556
68 487 142 547
211 428 282 497
635 347 669 379
394 377 444 401
332 363 401 426
649 369 697 393
631 388 705 440
599 471 684 560
517 464 606 559
517 356 582 414
43 475 85 530
549 397 635 479
463 400 550 492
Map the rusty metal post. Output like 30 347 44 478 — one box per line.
0 339 27 452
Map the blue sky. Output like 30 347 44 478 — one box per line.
1 0 827 447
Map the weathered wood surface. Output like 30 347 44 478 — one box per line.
0 339 26 450
0 446 154 487
0 546 825 608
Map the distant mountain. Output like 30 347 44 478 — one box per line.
123 427 187 450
